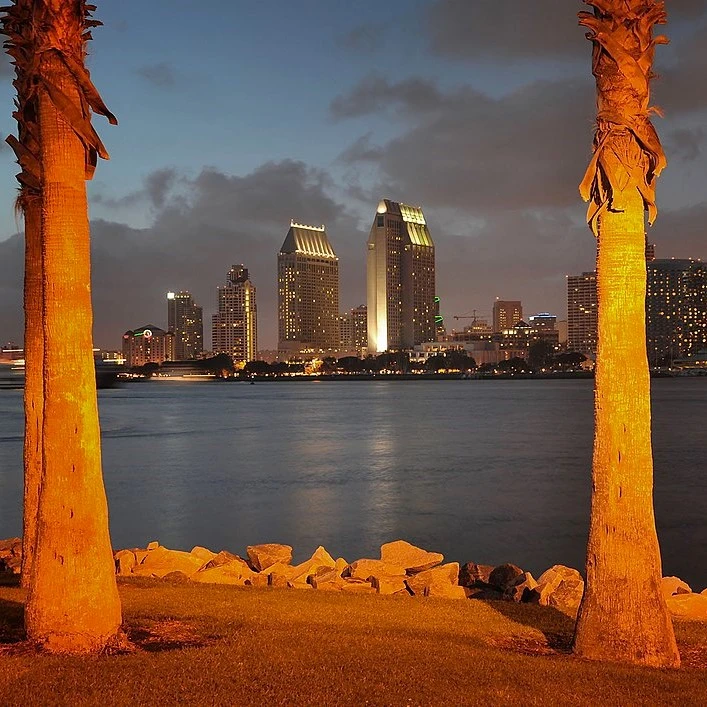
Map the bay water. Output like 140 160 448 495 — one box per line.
0 378 705 587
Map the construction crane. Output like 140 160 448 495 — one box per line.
453 310 488 322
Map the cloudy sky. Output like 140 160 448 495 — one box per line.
0 0 705 350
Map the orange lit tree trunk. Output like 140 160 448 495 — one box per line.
573 0 679 667
3 0 121 653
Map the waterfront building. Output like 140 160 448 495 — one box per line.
167 290 203 360
367 199 435 352
212 265 258 364
497 320 559 360
492 300 522 333
122 325 174 367
567 272 598 355
351 305 368 356
278 221 340 356
647 258 707 365
528 313 557 331
339 311 353 352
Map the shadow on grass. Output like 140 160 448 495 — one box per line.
0 595 25 646
126 619 224 653
479 599 576 654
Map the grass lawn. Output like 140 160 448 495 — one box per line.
1 577 706 705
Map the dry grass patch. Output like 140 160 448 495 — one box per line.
0 578 705 705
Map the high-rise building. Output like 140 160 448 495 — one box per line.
645 241 656 262
167 291 203 360
122 325 174 367
339 312 353 352
492 300 523 332
211 265 258 364
647 258 707 365
567 272 598 355
434 296 445 339
278 221 340 356
351 305 368 355
367 199 435 352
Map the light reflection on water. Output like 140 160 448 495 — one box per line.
0 378 705 588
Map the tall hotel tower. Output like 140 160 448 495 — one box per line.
567 272 598 356
212 265 258 363
367 199 435 352
167 291 203 360
278 221 340 356
647 258 707 365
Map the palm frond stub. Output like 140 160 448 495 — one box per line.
578 0 668 234
1 0 116 184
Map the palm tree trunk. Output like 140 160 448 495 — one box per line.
573 192 679 666
23 1 122 653
573 0 679 667
21 193 43 588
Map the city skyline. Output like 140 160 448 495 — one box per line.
113 209 704 359
0 2 706 349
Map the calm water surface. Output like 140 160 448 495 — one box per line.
0 379 705 587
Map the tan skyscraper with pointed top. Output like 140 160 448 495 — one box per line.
278 221 340 356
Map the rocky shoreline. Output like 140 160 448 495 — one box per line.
2 537 707 619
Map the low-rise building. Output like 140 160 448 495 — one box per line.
122 325 174 367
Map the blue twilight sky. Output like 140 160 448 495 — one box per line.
0 0 706 349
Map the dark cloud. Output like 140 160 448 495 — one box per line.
92 190 143 209
0 161 364 350
651 201 707 260
426 0 707 63
341 24 378 54
654 23 707 115
336 133 384 164
426 0 587 62
93 167 179 211
665 126 705 161
0 232 23 343
145 168 179 209
332 59 706 323
331 75 444 120
334 75 595 212
433 208 594 324
135 62 177 88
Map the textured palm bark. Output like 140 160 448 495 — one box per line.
574 195 679 666
573 0 679 667
21 194 43 588
18 1 122 653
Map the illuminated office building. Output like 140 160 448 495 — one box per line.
212 265 258 363
492 300 523 332
567 272 598 356
166 290 203 360
351 305 368 355
278 221 340 356
647 258 707 365
367 199 435 352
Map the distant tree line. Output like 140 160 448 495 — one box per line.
133 347 590 378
